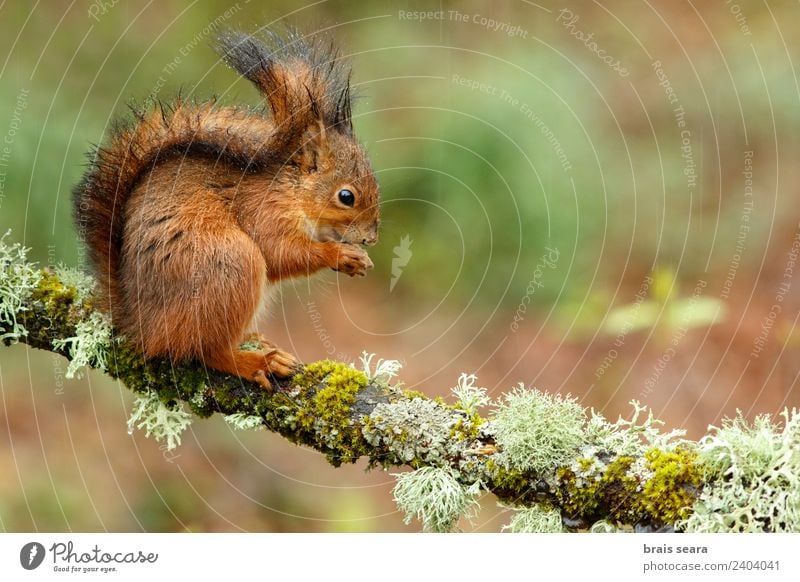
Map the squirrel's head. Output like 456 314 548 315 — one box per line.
216 30 380 247
291 128 380 247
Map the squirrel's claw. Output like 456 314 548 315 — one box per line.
253 370 273 391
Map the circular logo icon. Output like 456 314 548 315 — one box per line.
19 542 46 570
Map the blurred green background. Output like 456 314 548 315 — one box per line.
2 0 800 532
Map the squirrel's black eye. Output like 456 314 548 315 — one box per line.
337 189 355 207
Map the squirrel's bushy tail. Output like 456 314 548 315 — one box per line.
215 28 354 137
72 100 274 314
73 29 355 315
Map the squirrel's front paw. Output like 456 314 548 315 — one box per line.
333 244 374 277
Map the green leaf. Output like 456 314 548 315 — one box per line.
667 297 726 330
603 301 660 335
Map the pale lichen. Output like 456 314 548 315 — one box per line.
590 520 624 533
53 265 96 302
393 466 480 532
584 400 687 456
364 397 463 465
491 385 586 474
224 413 265 431
52 311 112 378
0 231 41 342
127 391 193 451
189 388 208 411
451 373 489 413
503 505 565 533
682 409 800 532
358 351 403 387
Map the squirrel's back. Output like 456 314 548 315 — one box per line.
73 102 273 312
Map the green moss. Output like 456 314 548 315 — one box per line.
24 270 79 346
403 388 427 400
292 359 354 389
102 339 214 418
292 360 370 466
486 459 538 504
107 348 375 458
449 410 484 442
640 447 700 523
557 455 640 526
556 447 701 529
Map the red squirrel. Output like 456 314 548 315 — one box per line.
72 29 380 388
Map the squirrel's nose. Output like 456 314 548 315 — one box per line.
362 225 379 246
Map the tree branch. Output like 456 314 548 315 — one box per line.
2 237 799 533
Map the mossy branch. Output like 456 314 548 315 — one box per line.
2 235 800 533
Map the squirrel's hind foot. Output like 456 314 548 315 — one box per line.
252 348 300 390
210 345 300 391
262 347 300 378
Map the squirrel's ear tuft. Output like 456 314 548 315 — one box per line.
215 30 269 87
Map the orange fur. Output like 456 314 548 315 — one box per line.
73 30 380 388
